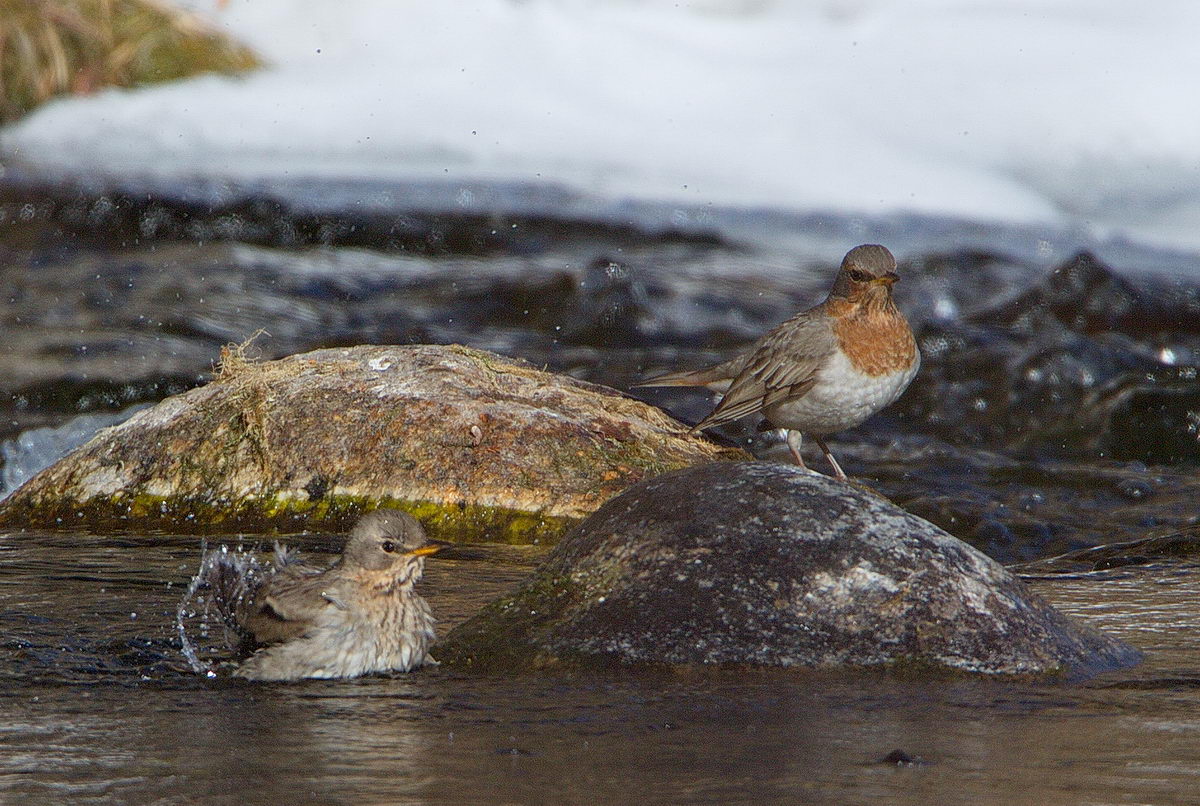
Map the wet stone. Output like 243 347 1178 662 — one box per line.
1012 531 1200 576
440 463 1141 677
978 250 1200 341
0 344 746 539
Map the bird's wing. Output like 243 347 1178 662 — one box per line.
691 306 837 431
198 545 269 641
240 568 339 646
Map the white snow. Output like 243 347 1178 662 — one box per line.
3 0 1199 254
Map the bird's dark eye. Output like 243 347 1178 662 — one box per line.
847 268 868 282
381 540 397 553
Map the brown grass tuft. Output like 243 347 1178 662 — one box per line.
215 328 270 382
214 329 277 474
0 0 261 124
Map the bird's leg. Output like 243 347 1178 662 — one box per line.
784 430 807 469
812 435 847 481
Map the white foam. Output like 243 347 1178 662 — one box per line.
1 405 148 498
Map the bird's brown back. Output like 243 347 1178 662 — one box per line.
238 562 335 645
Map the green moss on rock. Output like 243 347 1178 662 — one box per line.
437 571 586 672
0 345 747 540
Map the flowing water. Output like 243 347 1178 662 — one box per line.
3 184 1200 802
2 529 1200 805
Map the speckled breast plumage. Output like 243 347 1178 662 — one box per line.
234 581 436 681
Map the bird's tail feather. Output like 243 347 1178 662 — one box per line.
633 356 746 391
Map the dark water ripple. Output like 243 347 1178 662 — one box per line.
2 530 1200 805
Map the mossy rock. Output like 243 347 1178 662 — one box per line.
0 344 748 539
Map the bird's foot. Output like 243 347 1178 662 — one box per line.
784 429 807 469
812 435 848 481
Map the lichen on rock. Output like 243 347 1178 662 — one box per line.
0 344 747 539
439 462 1141 677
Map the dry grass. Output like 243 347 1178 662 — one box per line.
0 0 260 124
215 328 270 382
215 330 277 474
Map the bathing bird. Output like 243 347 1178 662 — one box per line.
202 508 446 681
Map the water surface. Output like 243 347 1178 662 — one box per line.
3 529 1199 805
4 180 1200 804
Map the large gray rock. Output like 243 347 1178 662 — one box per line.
0 344 745 539
440 462 1141 676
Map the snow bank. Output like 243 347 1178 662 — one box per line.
3 0 1199 254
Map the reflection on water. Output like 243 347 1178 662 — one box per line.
4 529 1200 804
1030 566 1200 682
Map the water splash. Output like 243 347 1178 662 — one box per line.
1 405 148 499
175 541 268 676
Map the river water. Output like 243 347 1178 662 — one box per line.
2 182 1200 802
2 530 1200 805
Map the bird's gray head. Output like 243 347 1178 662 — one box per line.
342 509 443 573
828 244 901 305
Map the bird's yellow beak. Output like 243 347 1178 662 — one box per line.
872 272 899 287
407 541 450 557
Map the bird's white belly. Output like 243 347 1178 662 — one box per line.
764 349 918 435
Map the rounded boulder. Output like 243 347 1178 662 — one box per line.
0 344 745 539
440 462 1141 676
